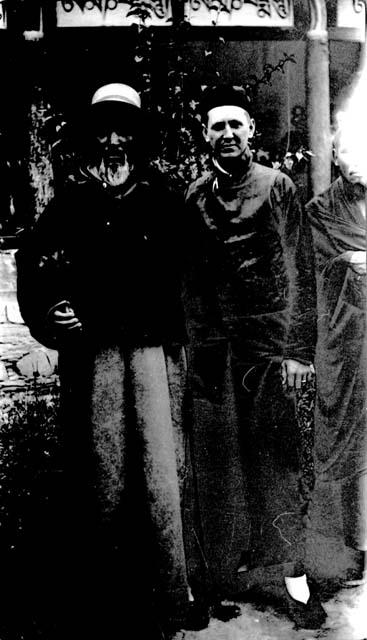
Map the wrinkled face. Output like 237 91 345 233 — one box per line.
96 125 135 165
94 124 136 186
204 105 255 160
334 131 367 188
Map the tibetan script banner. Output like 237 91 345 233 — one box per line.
56 1 172 27
337 0 366 31
0 1 6 29
185 0 294 27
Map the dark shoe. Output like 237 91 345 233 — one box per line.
237 550 254 573
284 587 327 630
341 571 367 588
212 602 241 622
184 601 210 631
341 550 366 588
164 601 210 633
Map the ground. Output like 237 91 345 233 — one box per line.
174 587 367 640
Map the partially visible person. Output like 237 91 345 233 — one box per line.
306 119 367 586
16 83 208 639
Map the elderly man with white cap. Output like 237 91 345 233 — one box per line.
16 83 207 639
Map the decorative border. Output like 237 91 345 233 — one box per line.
0 1 7 29
353 0 365 13
337 0 366 28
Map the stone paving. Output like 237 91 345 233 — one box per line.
1 249 367 639
0 250 58 394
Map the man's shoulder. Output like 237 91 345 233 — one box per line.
252 161 279 178
50 179 91 205
32 180 100 235
252 162 295 191
186 171 214 201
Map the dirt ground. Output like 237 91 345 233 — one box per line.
173 586 367 640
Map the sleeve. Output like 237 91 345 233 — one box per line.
271 173 317 364
15 197 72 348
183 183 207 297
182 180 221 339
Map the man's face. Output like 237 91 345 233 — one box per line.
94 124 136 186
334 132 367 188
204 105 255 160
96 126 135 166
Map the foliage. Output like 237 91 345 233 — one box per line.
0 387 60 551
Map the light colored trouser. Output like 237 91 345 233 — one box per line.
89 344 189 610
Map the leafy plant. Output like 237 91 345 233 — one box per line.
0 387 61 550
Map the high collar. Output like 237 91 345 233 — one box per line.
212 147 253 191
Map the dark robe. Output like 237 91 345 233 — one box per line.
184 157 316 597
15 173 192 633
306 176 367 550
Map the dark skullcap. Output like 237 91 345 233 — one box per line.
200 85 252 121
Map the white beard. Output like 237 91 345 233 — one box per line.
98 157 133 188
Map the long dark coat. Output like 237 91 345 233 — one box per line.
15 173 193 632
184 158 317 596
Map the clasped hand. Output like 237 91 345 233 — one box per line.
281 358 315 390
348 250 366 275
47 302 82 333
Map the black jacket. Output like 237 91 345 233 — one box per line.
16 173 187 349
185 159 316 363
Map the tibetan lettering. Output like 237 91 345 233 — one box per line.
185 0 293 26
57 0 171 26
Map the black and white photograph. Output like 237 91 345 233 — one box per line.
0 1 366 638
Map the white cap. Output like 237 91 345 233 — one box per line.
91 83 141 110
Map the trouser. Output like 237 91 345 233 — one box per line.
189 339 309 596
56 343 190 636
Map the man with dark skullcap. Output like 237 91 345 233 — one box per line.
184 84 325 628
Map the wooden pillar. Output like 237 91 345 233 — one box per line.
306 0 331 197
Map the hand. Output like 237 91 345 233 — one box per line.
348 251 366 275
281 359 315 390
47 302 82 333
